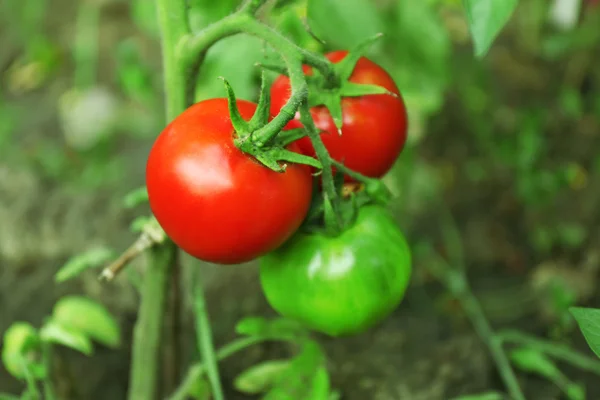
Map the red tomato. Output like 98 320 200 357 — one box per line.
146 99 313 264
270 50 408 180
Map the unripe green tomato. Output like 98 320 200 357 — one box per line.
259 205 411 337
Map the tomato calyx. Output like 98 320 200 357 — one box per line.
301 163 392 236
221 76 320 173
305 34 397 131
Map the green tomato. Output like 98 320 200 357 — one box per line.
259 205 411 337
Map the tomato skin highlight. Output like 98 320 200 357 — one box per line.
270 50 408 180
259 205 412 336
146 98 313 265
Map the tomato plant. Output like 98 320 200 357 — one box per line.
270 50 408 180
146 98 313 264
259 205 412 336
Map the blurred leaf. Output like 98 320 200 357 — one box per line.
39 320 93 355
462 0 519 57
270 1 324 53
307 0 384 49
55 247 115 283
194 35 263 102
236 317 308 341
262 341 327 400
560 87 583 119
132 0 159 36
116 39 156 106
450 392 504 400
188 376 212 400
565 382 586 400
52 296 121 348
1 322 44 380
388 0 451 117
558 223 586 249
234 359 291 394
570 307 600 359
130 215 153 233
509 347 560 378
123 186 149 208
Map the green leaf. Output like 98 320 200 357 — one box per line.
235 317 308 341
130 215 153 233
52 296 121 348
123 186 148 208
55 247 115 283
462 0 519 57
39 320 93 355
262 341 327 400
188 376 212 400
390 0 451 117
234 359 291 394
194 35 263 102
565 382 586 400
570 307 600 359
1 322 44 380
509 347 560 379
307 0 384 50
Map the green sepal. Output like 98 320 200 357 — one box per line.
220 77 250 134
365 179 392 205
275 128 309 147
249 70 272 131
335 33 384 81
255 153 286 173
339 81 397 98
307 91 343 132
265 148 322 171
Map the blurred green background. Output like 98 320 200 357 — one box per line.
1 0 600 398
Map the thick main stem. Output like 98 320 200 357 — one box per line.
128 1 189 399
128 245 175 400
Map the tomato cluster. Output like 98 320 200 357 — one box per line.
145 50 410 336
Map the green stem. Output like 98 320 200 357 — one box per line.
127 0 190 398
127 245 175 400
239 0 268 14
299 101 338 219
156 0 189 121
193 270 224 400
168 336 275 400
498 330 600 375
179 13 334 146
20 358 40 400
73 1 100 89
41 343 56 400
426 251 525 400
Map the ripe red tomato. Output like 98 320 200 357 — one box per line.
146 98 313 264
270 50 408 180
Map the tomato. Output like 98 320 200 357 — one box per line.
146 98 313 264
270 50 408 180
259 205 411 336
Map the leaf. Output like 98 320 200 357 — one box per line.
0 393 21 400
389 0 451 118
262 341 327 400
509 347 560 379
55 247 115 283
1 322 44 380
307 0 384 50
188 376 212 400
462 0 519 57
570 307 600 359
123 186 148 208
130 215 153 233
234 359 291 394
565 382 586 400
39 320 93 355
52 296 121 348
194 35 263 102
235 317 308 341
